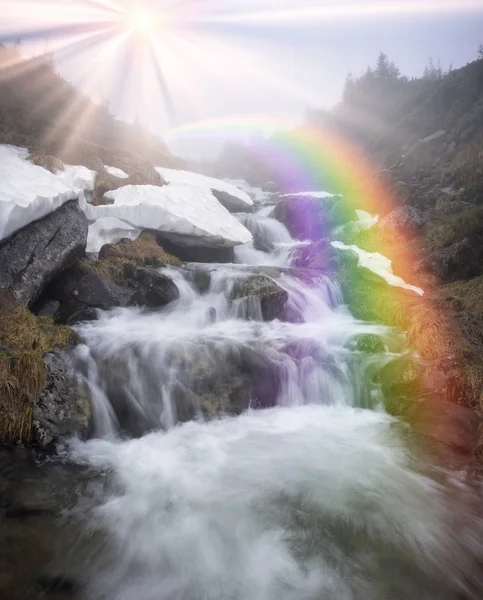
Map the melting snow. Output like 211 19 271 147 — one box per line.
0 145 95 242
83 184 253 247
157 168 254 210
106 166 129 179
87 217 141 254
331 241 424 296
281 191 341 199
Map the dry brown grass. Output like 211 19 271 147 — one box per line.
0 292 75 444
100 232 182 266
83 232 182 285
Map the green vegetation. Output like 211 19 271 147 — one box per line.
0 292 75 444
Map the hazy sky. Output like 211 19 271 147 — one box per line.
2 0 483 157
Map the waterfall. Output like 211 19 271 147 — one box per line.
65 202 483 600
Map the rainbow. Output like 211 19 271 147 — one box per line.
166 115 472 457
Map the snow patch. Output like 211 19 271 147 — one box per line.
57 165 96 192
106 166 129 180
83 184 252 247
157 168 253 209
87 217 141 254
0 145 93 242
331 241 424 296
281 191 341 199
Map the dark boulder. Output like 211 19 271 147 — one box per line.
429 234 483 282
33 353 92 449
124 264 180 308
35 299 60 319
47 264 119 323
156 232 235 263
0 201 88 307
230 275 288 321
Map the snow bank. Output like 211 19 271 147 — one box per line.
0 145 93 242
87 217 141 254
157 168 253 210
106 166 129 179
331 241 424 296
83 184 252 247
57 164 96 192
281 191 340 199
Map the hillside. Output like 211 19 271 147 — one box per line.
0 43 180 169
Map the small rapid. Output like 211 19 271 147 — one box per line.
65 203 483 599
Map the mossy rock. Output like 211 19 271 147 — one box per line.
0 292 76 445
355 334 386 354
98 232 182 275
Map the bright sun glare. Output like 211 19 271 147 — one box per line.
134 11 153 31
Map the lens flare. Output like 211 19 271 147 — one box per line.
134 11 153 31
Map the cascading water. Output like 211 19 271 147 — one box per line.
65 204 483 599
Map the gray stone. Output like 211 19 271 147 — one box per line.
36 299 60 319
230 275 288 321
0 201 88 306
211 189 253 213
379 206 428 232
124 264 180 308
33 353 91 449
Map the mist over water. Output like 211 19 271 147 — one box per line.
68 202 483 599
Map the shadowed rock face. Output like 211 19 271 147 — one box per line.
124 264 180 309
211 189 253 213
34 353 92 450
0 201 88 307
428 234 483 283
230 275 289 321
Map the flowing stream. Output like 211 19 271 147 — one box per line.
7 202 483 599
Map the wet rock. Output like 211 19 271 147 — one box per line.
379 206 428 233
66 307 99 325
211 189 253 213
355 334 385 354
292 239 333 271
230 275 288 321
124 264 180 308
33 353 92 449
185 268 211 293
47 264 118 323
0 201 88 306
156 232 235 263
272 195 356 241
429 234 483 282
35 299 60 319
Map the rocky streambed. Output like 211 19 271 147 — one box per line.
1 181 483 599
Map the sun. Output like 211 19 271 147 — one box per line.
134 11 154 32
